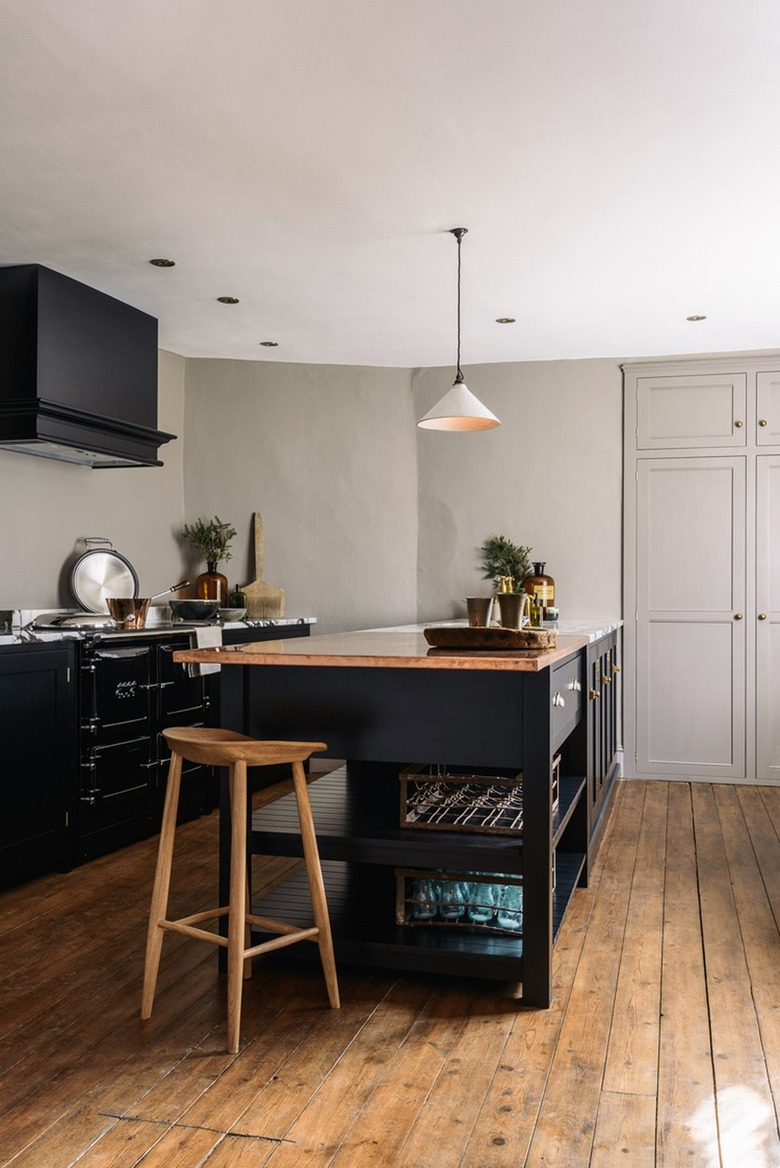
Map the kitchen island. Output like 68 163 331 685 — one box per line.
175 626 618 1007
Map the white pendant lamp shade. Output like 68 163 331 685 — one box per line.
417 376 500 431
417 226 501 432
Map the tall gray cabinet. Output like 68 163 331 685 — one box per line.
623 357 780 784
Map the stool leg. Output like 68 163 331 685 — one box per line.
227 759 249 1053
292 761 340 1009
141 748 183 1019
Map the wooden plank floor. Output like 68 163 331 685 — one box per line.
1 779 779 1167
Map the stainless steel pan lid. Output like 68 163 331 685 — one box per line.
70 537 139 613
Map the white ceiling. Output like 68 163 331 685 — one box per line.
2 0 780 368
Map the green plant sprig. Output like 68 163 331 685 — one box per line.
479 535 532 590
182 515 237 563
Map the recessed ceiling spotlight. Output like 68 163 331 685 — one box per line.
496 317 516 324
149 258 175 267
259 341 279 347
217 296 240 305
686 314 707 322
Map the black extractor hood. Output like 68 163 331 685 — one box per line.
0 264 175 467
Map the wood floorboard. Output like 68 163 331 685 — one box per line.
1 778 779 1168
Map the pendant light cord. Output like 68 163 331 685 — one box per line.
450 227 468 383
455 231 463 382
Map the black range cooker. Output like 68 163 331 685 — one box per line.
76 626 213 861
21 612 312 866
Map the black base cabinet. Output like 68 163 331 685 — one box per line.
0 642 76 888
586 630 621 853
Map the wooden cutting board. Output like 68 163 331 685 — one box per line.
243 512 285 619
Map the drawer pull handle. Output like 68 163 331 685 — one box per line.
552 692 566 708
567 679 582 692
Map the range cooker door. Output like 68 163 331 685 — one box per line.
82 643 152 738
78 734 158 861
157 642 207 719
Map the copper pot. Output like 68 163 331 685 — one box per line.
106 597 151 629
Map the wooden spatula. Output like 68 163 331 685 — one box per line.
243 512 285 619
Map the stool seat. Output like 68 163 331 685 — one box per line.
141 726 339 1053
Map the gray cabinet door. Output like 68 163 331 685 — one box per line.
756 372 780 446
636 373 747 450
635 457 746 778
756 456 780 780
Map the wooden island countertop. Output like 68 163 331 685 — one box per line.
174 627 591 671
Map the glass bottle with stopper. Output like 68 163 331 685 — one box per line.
523 562 555 615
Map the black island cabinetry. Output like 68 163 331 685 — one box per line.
207 627 620 1008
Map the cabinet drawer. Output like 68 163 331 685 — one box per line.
551 655 583 747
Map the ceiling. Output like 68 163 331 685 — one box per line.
2 0 780 368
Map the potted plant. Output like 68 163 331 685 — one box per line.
479 534 532 593
182 515 237 603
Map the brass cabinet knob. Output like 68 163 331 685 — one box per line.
758 613 768 620
759 419 768 427
612 663 621 673
603 675 612 685
735 419 744 428
734 613 744 620
590 688 601 700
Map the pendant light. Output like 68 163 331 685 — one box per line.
417 227 500 432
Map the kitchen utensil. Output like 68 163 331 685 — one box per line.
169 599 221 621
243 512 285 619
70 537 139 613
106 597 151 629
149 580 189 602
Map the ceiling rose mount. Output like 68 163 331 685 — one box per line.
417 227 501 432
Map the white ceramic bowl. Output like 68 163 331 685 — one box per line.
218 607 247 622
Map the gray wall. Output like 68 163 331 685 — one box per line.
414 359 624 624
0 349 186 609
182 359 418 634
0 347 624 629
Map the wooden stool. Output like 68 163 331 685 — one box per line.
140 726 340 1053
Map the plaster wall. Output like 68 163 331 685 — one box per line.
413 359 624 624
0 349 186 609
182 359 418 634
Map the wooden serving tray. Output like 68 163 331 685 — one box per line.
423 626 557 650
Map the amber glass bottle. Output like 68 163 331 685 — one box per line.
195 562 229 604
523 562 555 614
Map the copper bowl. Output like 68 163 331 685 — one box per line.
106 597 151 629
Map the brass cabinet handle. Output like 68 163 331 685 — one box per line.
590 688 601 700
759 419 768 427
734 613 743 620
603 675 612 685
734 419 744 428
758 613 767 620
612 663 620 674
